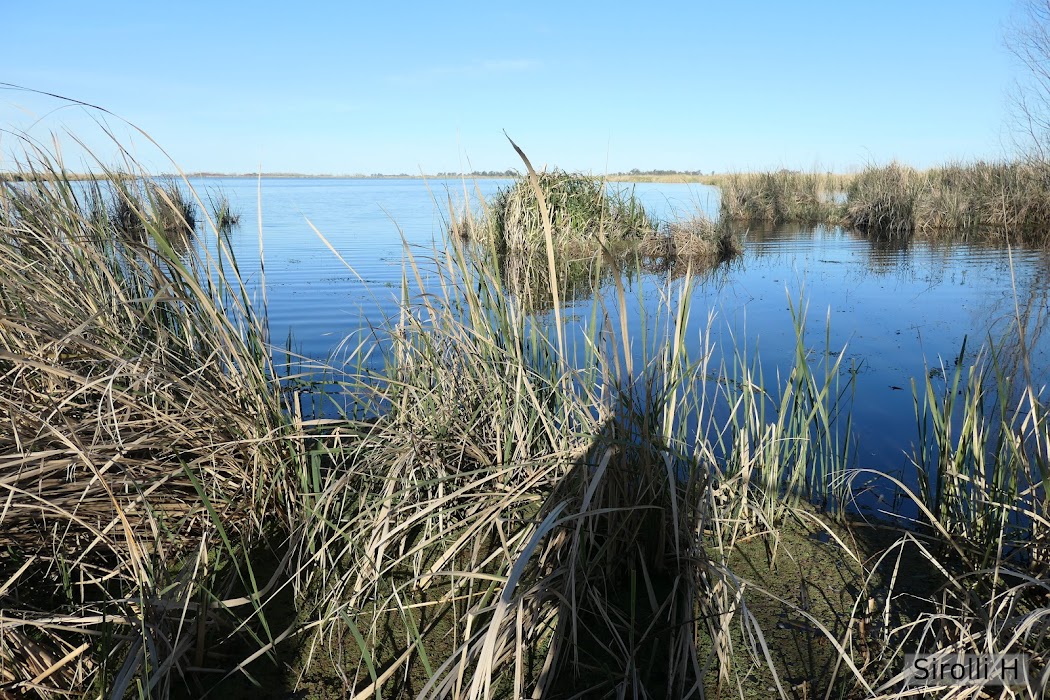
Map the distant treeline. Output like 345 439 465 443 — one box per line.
435 169 520 178
617 168 710 176
181 170 523 179
183 172 419 179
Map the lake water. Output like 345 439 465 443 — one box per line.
190 177 1050 493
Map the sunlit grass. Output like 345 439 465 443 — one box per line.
0 123 1047 699
0 140 299 697
465 169 656 255
714 161 1050 239
717 170 847 224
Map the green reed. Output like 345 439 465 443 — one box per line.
284 154 875 697
912 338 1049 569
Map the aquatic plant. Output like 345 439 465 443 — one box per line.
151 178 198 234
837 343 1050 698
454 172 739 312
637 214 740 263
209 190 241 231
714 160 1050 238
920 160 1050 234
282 155 872 699
108 176 197 237
843 163 922 233
473 169 656 254
718 169 847 224
273 160 1050 697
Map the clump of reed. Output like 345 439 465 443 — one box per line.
918 160 1050 234
473 170 656 254
718 170 847 224
0 146 299 696
843 163 923 233
107 177 198 238
302 222 1049 697
453 171 738 313
638 214 741 263
497 246 621 311
209 191 241 231
283 156 870 698
845 160 1050 235
838 339 1050 698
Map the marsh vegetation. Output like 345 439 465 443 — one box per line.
454 170 739 311
0 133 1047 700
714 161 1050 239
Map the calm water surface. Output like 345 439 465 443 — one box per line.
191 177 1050 487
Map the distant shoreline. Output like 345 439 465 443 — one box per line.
0 171 717 183
182 172 517 180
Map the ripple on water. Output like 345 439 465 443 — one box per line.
195 178 1050 511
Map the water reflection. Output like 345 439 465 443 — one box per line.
196 177 1049 511
862 229 911 272
491 247 741 314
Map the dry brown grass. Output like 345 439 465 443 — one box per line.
710 161 1050 238
638 216 740 262
0 149 297 697
717 170 847 224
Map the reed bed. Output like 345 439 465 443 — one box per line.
0 149 300 697
456 170 741 309
716 161 1050 238
453 170 741 312
919 160 1050 233
846 160 1050 234
717 170 848 225
208 191 241 231
637 215 741 263
2 128 1048 698
843 340 1050 698
287 235 869 698
843 163 923 233
469 170 656 255
106 177 198 238
260 163 1050 696
479 216 739 313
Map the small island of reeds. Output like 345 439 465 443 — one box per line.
451 169 739 310
459 169 738 261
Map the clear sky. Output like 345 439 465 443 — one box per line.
0 0 1028 175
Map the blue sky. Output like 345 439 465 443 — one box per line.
1 1 1026 174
